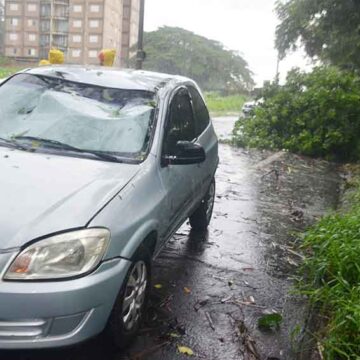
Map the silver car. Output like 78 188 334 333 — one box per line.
0 66 218 349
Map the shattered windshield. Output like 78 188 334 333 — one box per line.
0 74 157 161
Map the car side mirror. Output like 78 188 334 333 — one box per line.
162 141 206 166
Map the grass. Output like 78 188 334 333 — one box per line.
299 180 360 359
0 67 24 78
0 56 25 78
205 92 248 115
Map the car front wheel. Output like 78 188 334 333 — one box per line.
189 177 215 231
106 251 150 348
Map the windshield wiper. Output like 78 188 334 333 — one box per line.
0 137 29 151
13 136 123 163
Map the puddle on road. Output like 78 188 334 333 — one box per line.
1 117 341 360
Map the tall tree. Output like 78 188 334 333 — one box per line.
275 0 360 70
141 26 254 93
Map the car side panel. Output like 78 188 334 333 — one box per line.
89 81 218 262
88 156 167 260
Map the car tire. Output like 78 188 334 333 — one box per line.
189 177 216 231
106 247 151 349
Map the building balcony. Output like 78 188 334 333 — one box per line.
40 14 69 20
41 0 69 4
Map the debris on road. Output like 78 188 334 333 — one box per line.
236 319 261 360
183 287 191 294
205 311 216 331
177 345 194 356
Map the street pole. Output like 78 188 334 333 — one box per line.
135 0 145 70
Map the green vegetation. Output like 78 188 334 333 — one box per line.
233 67 360 161
0 56 24 78
205 93 247 115
141 26 254 93
299 181 360 359
257 313 283 332
276 0 360 71
0 67 22 78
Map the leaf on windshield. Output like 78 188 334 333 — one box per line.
31 140 40 149
148 100 157 108
111 108 122 117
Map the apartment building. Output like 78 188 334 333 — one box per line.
4 0 140 65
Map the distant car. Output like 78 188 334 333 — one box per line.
242 100 256 115
242 99 264 116
0 66 218 349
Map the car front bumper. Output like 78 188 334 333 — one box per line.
0 252 131 349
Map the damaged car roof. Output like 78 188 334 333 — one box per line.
24 65 191 92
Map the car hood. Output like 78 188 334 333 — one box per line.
0 147 140 250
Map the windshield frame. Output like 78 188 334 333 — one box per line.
0 73 160 164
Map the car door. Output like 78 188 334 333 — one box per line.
188 85 218 197
158 87 199 241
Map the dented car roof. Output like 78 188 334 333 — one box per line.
24 65 192 92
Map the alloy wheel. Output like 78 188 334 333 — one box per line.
122 260 148 331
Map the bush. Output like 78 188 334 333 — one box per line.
233 67 360 161
300 192 360 359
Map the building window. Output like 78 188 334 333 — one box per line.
73 20 82 28
40 34 50 46
40 20 50 32
53 36 67 48
9 3 19 11
89 35 98 43
90 4 100 13
89 20 99 28
9 33 18 41
28 19 37 27
28 48 36 56
10 18 18 26
72 35 81 43
88 50 98 58
40 4 50 16
73 5 82 13
29 33 36 41
72 49 81 58
28 3 37 12
13 48 17 55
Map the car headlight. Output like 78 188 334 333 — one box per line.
4 228 110 280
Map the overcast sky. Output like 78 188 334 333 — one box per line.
145 0 312 86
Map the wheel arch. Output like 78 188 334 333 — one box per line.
117 219 160 261
132 230 158 261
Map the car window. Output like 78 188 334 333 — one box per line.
0 74 157 161
163 88 196 155
188 86 210 136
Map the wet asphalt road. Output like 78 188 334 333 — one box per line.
1 117 341 360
